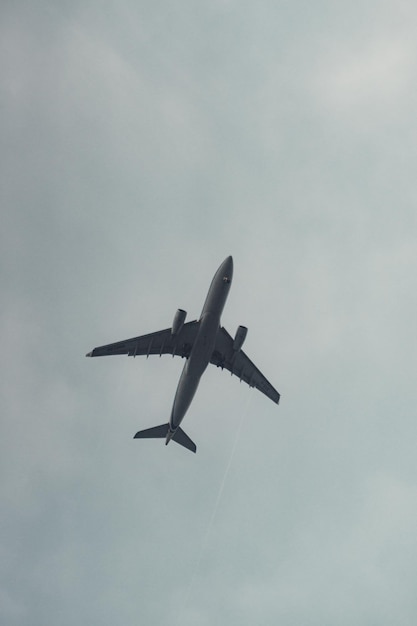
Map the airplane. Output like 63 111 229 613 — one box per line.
86 256 280 453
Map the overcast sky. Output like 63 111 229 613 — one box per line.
2 1 417 624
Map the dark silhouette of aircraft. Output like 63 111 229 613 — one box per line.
86 256 280 452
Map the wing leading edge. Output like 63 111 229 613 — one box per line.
86 320 200 359
210 327 280 404
87 321 279 404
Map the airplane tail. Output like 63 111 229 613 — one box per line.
172 427 197 453
134 423 168 440
134 423 196 453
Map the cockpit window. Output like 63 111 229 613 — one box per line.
223 276 231 284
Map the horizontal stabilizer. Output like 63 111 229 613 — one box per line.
172 427 197 453
134 423 168 439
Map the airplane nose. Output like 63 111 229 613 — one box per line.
224 255 233 280
222 255 233 271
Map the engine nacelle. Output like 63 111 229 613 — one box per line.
172 309 187 335
233 325 248 352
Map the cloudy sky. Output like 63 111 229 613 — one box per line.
2 1 417 624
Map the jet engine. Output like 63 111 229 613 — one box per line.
233 325 248 352
172 309 187 335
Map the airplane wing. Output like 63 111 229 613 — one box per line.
86 320 200 359
210 327 280 404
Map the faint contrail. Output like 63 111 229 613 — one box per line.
176 392 253 623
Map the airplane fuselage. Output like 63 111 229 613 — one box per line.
166 256 233 443
86 253 280 453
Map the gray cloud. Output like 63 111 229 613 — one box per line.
2 1 417 624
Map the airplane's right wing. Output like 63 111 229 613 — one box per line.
86 320 200 359
210 327 280 404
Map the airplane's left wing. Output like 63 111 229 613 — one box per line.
86 320 200 359
210 327 280 404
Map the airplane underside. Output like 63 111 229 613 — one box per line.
86 256 280 453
